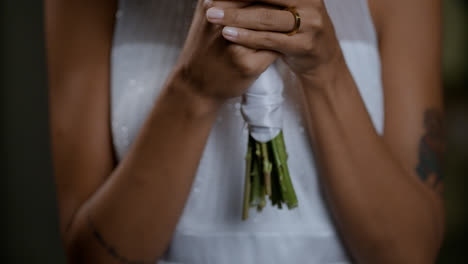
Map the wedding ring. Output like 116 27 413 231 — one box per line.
284 7 301 36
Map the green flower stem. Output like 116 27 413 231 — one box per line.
242 138 253 220
271 134 290 206
261 143 272 197
269 141 282 208
256 141 267 212
276 132 298 209
250 141 262 207
258 184 266 212
242 132 298 220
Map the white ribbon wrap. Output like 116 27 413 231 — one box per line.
241 64 284 143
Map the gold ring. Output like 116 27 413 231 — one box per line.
284 7 301 36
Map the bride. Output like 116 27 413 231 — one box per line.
45 0 444 263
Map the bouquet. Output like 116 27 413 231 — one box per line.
241 63 298 220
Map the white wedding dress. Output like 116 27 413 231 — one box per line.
110 0 384 263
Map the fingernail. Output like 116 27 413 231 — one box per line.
206 8 224 20
223 27 238 38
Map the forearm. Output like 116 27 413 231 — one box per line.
299 61 443 263
67 69 220 263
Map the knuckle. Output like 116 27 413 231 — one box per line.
299 38 316 54
236 58 262 77
228 10 240 25
261 34 276 49
313 15 325 30
227 44 243 57
309 10 325 30
311 0 325 8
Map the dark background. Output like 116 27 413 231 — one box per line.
1 0 467 263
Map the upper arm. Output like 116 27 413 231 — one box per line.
368 0 445 243
45 0 117 237
369 0 444 191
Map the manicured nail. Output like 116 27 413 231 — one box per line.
223 27 238 38
206 8 224 20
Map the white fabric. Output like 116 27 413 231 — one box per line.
110 0 384 263
241 64 284 142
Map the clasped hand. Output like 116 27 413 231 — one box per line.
205 0 344 82
174 0 345 105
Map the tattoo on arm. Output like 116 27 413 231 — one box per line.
88 216 154 264
415 109 445 191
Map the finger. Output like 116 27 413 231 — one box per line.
253 49 279 70
227 44 278 76
209 0 250 9
213 0 299 8
227 44 278 69
206 6 296 33
222 26 305 54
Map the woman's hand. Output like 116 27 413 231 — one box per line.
205 0 344 86
174 0 278 105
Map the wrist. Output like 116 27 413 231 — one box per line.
298 54 351 100
163 67 223 120
298 55 358 121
